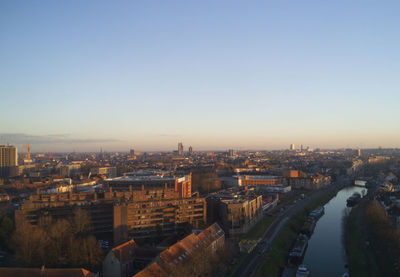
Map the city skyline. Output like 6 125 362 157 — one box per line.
1 1 400 151
0 134 396 153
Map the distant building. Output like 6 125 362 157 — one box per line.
368 156 390 164
188 146 193 155
283 170 307 178
234 175 279 187
0 145 18 178
130 149 140 156
357 149 361 157
228 149 236 157
285 174 331 190
58 164 81 177
290 144 295 150
91 167 117 178
178 142 183 155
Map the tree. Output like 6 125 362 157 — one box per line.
11 209 103 271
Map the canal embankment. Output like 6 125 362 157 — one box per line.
255 189 337 277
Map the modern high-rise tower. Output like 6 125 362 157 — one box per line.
178 142 184 155
0 145 18 177
290 144 295 150
188 146 193 155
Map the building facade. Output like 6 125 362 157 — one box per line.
0 145 18 178
234 175 280 187
15 182 206 245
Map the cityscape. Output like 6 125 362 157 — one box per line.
1 1 400 277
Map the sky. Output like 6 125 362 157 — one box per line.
1 1 400 152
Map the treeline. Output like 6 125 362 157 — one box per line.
365 200 400 276
12 209 103 271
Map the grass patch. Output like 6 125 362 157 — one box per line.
229 215 274 276
256 190 337 277
226 252 248 277
242 215 275 240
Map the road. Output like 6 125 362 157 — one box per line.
232 179 346 277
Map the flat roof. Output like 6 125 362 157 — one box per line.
236 175 279 179
105 175 187 182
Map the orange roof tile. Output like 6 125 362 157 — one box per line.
133 262 167 277
111 239 137 263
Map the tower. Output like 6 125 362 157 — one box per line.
290 144 295 151
178 142 183 155
0 145 18 177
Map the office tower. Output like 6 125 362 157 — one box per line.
130 149 136 156
228 149 236 157
0 145 18 177
357 149 361 157
301 145 303 151
290 144 295 150
178 142 183 155
188 146 193 155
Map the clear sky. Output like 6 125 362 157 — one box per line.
1 0 399 152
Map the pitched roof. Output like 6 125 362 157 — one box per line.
111 239 137 263
133 223 225 277
133 262 167 277
0 268 95 277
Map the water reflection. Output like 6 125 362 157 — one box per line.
302 186 366 277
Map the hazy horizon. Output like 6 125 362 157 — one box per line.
0 132 397 153
1 1 400 151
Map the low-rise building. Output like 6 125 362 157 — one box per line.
133 223 225 277
91 167 117 178
103 240 138 277
234 175 280 187
207 191 263 235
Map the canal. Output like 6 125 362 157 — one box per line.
302 186 367 277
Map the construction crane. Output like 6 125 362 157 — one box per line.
23 144 31 166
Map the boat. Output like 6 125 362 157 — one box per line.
309 206 324 219
347 192 361 206
300 217 316 236
296 264 310 277
288 234 308 265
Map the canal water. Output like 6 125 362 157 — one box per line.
302 186 366 277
